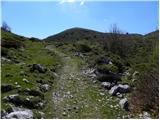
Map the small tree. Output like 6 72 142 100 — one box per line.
109 23 122 41
2 21 11 32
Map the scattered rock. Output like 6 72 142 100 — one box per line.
143 111 151 119
109 84 131 96
109 86 119 96
1 57 11 63
14 82 18 85
1 84 14 92
93 80 97 84
36 102 45 109
74 52 84 58
118 84 131 93
38 111 45 118
116 92 123 98
62 112 67 116
119 98 129 111
22 78 29 83
100 92 105 96
31 64 46 73
3 94 44 109
16 85 21 89
110 105 113 108
101 82 113 90
39 84 51 92
3 94 19 102
2 107 33 119
82 68 96 78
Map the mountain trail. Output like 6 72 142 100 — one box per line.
45 45 130 119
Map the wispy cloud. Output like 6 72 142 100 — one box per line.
59 0 75 4
80 0 84 5
59 0 85 5
59 0 65 4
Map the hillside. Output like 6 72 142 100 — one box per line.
44 27 106 42
1 28 159 119
44 27 144 43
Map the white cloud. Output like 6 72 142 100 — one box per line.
59 0 65 4
59 0 85 5
80 0 84 5
59 0 75 4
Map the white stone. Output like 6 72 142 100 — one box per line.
119 98 129 111
143 111 151 119
109 85 119 96
4 108 33 119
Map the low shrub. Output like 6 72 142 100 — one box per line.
130 65 159 117
76 43 91 53
97 64 119 74
1 47 9 57
1 39 24 49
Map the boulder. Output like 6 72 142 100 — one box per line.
109 86 119 96
95 71 121 83
31 64 46 73
2 107 33 119
109 84 131 96
1 84 13 92
3 94 19 103
101 82 113 90
3 94 44 109
119 98 129 111
118 84 131 93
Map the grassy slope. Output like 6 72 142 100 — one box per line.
1 29 159 118
1 30 60 117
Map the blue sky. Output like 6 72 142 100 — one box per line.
1 0 159 39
